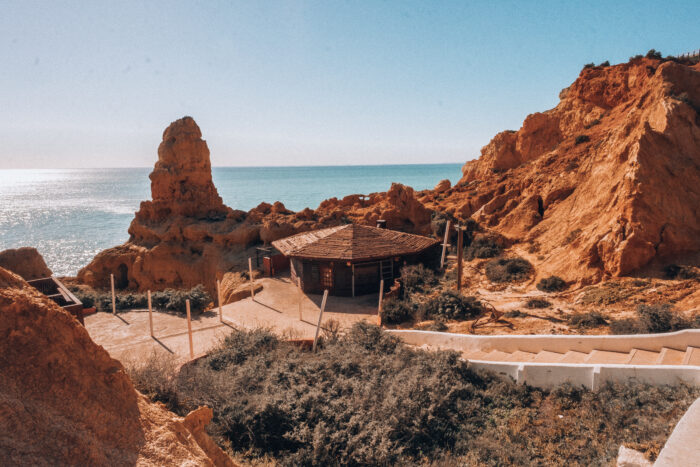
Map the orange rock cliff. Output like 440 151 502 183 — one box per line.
79 56 700 290
0 266 234 466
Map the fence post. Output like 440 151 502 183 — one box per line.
186 299 194 359
297 277 303 321
148 290 153 337
248 257 255 299
312 290 329 352
110 274 116 315
457 227 464 292
217 279 223 323
440 220 451 269
377 279 384 326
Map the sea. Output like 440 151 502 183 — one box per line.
0 164 462 276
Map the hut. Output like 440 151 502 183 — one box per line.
272 223 440 296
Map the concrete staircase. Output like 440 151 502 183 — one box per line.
464 346 700 366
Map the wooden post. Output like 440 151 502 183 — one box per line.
186 299 194 359
351 264 355 298
440 220 451 269
217 279 223 323
248 257 255 299
457 227 464 292
297 277 303 321
377 279 384 326
147 290 153 337
312 290 329 352
110 274 116 315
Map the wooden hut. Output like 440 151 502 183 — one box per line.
272 224 440 296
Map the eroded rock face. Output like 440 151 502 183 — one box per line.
0 266 234 466
447 58 700 282
0 247 52 280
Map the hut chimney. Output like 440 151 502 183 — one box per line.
376 219 387 229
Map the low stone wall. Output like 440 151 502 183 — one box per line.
465 361 700 390
388 329 700 354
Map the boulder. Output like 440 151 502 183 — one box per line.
0 247 52 280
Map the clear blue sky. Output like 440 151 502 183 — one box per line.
1 0 698 169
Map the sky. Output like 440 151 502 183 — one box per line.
1 1 699 169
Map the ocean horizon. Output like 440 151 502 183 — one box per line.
0 163 462 276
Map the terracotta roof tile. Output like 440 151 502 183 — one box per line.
272 224 439 262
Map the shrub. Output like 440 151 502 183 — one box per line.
504 309 527 318
485 257 533 283
400 264 438 294
569 311 608 329
381 297 416 324
611 303 698 334
630 54 643 61
583 62 595 68
423 290 482 320
664 264 698 280
525 298 551 309
127 325 700 466
152 285 211 314
599 60 610 67
464 234 502 260
537 276 567 292
428 319 448 332
646 49 662 59
575 134 590 145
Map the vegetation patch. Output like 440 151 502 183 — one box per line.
380 297 416 324
400 264 438 295
568 311 608 329
579 281 645 306
423 290 482 321
611 303 700 335
537 275 567 292
575 134 590 145
485 257 533 283
464 234 502 260
525 298 552 309
128 324 699 466
664 264 698 280
71 285 211 315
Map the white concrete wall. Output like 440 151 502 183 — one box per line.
389 329 700 354
655 397 700 466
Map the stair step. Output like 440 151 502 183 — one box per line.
502 350 538 362
478 350 513 362
657 347 686 365
682 347 700 366
585 350 631 364
462 350 490 361
627 349 661 365
532 350 565 363
559 351 589 363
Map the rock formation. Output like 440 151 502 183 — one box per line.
421 57 700 283
0 247 52 280
80 57 700 290
78 117 435 293
0 266 234 466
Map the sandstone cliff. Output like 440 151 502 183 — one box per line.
422 57 700 283
0 247 52 280
0 265 234 466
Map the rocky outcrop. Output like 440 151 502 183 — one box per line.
0 247 52 280
0 266 234 466
426 58 700 283
78 117 435 293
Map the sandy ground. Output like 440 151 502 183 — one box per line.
85 276 379 363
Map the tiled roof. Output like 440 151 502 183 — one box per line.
272 224 439 262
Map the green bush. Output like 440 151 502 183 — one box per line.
127 324 700 466
464 234 502 260
664 264 698 280
400 264 438 295
151 285 211 314
575 134 590 145
380 297 416 324
569 311 608 329
646 49 662 59
423 290 482 320
485 257 533 283
537 276 567 292
73 285 211 314
583 62 595 68
599 60 610 67
611 303 698 334
525 298 551 309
